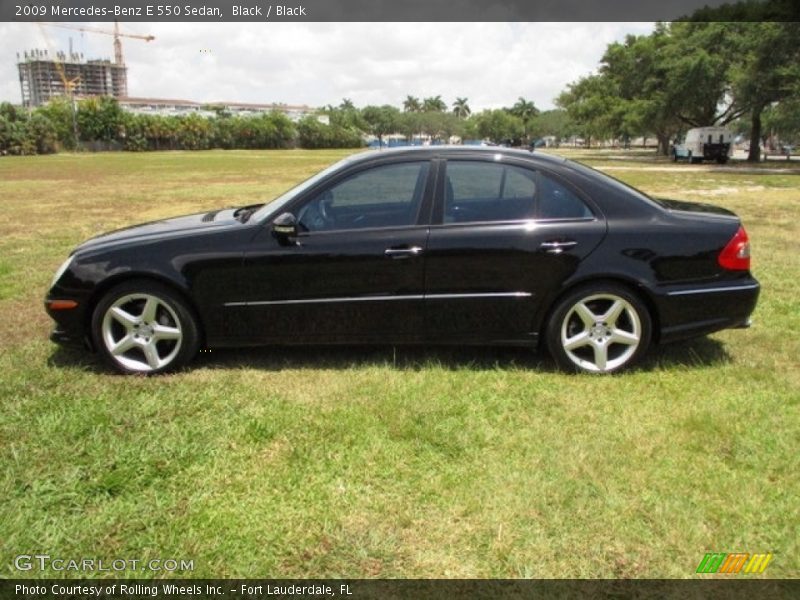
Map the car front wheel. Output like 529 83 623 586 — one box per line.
91 280 200 374
546 284 652 374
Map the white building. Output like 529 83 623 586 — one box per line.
117 97 325 122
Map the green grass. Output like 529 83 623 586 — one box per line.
0 149 798 579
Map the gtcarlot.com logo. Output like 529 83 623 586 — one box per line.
696 552 773 574
14 554 194 573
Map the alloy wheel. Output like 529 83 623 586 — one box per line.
100 293 183 373
559 293 642 373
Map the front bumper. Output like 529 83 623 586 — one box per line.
45 295 92 349
49 325 92 349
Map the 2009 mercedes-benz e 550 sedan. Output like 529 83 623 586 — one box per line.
45 147 759 374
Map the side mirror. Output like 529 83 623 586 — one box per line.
271 212 298 243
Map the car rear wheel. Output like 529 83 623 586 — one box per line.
91 280 200 374
546 284 652 374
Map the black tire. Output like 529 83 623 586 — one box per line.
91 279 200 374
716 156 729 164
545 283 652 374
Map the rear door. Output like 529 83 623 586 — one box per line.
423 157 607 343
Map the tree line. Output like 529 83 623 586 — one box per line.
0 93 576 156
0 97 362 155
556 19 800 161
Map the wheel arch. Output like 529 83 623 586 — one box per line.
83 272 206 350
537 275 661 346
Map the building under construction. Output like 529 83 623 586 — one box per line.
17 48 127 107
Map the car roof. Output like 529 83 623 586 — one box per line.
342 145 569 168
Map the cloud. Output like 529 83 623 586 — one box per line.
1 22 653 110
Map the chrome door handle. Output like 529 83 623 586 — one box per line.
539 240 577 254
385 246 423 258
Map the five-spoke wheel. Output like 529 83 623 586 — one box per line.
547 284 651 373
92 281 199 374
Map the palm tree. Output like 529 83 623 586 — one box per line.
339 98 355 111
452 97 471 118
422 95 447 112
510 97 539 143
510 97 538 121
403 95 421 112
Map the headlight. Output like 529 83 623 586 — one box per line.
50 255 74 289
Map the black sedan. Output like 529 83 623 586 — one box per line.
45 147 759 374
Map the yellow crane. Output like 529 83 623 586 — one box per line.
29 21 155 147
34 22 80 146
41 21 155 65
34 23 80 94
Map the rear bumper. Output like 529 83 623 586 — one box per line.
654 279 760 343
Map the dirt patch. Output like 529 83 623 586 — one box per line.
688 186 766 197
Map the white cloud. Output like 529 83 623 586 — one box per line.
1 21 653 110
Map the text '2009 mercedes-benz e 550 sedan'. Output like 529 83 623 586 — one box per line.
45 147 759 374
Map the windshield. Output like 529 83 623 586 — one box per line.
250 155 357 222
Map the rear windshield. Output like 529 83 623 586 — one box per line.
566 160 662 209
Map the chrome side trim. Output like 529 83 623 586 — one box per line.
224 295 424 307
666 283 759 296
426 292 532 300
224 292 532 307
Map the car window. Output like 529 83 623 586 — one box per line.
444 161 536 223
297 161 429 232
536 173 593 220
503 166 537 199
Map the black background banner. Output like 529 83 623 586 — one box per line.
3 579 800 600
3 0 799 22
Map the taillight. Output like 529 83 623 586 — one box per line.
718 226 751 270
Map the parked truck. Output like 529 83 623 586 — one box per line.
672 127 733 164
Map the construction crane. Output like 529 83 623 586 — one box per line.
40 21 155 65
35 23 80 94
34 23 80 145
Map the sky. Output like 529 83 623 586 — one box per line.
2 22 655 111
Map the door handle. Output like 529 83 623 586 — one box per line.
385 246 423 258
539 240 577 254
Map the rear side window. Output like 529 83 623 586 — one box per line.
444 162 536 223
537 173 593 220
443 161 592 223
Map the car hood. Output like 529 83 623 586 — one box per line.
655 197 737 218
74 207 247 254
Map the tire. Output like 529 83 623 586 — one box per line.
91 280 200 374
546 283 652 374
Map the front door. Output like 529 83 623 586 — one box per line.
241 159 434 342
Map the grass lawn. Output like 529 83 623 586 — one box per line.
0 149 798 579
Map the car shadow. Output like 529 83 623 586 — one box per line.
47 345 108 374
637 336 731 371
199 337 732 373
47 336 731 375
193 344 557 372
